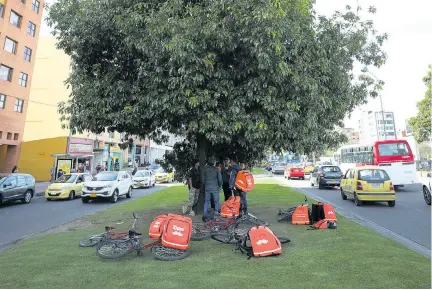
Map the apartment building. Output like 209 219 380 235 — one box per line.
0 0 43 172
359 110 397 144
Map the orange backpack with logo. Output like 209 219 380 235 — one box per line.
220 195 241 218
292 205 311 225
244 226 282 258
148 214 169 239
311 202 337 223
161 214 192 251
235 170 255 192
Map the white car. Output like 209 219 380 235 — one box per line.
82 171 133 203
272 162 287 175
133 170 156 188
422 173 431 205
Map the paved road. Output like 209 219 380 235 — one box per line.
275 174 431 256
0 184 177 252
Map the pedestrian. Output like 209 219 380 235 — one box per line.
229 157 248 215
12 165 18 173
182 159 201 216
57 169 64 179
240 162 247 170
50 166 55 182
96 163 102 174
202 156 222 220
221 157 232 201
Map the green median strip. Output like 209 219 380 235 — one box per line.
0 184 430 288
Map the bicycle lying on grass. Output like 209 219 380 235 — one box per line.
79 218 136 247
96 213 189 261
211 225 290 245
191 212 268 241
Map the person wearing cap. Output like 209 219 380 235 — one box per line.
221 157 232 201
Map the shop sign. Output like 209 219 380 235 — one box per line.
69 143 93 154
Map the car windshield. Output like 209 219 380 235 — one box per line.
0 176 7 184
155 168 166 173
358 169 390 181
378 142 410 156
322 166 341 173
135 171 150 177
150 165 160 170
276 162 286 166
93 172 118 181
55 174 77 183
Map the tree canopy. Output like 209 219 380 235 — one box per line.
47 0 387 165
408 65 431 144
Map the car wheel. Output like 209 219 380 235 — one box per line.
354 193 362 206
340 188 347 200
22 190 33 204
69 191 75 200
126 187 133 198
311 182 314 187
82 197 90 203
388 200 396 207
423 186 431 205
110 190 119 203
46 198 52 201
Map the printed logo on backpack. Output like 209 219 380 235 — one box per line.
235 170 255 192
248 226 282 257
161 214 192 250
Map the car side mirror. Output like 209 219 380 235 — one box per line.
3 182 12 188
427 173 431 178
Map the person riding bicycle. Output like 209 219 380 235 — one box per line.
229 157 248 215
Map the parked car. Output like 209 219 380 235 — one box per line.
154 168 175 183
303 163 315 175
45 173 92 201
133 170 156 188
0 173 35 204
272 162 287 175
81 171 133 203
310 165 343 189
340 167 395 207
422 172 431 205
284 166 305 180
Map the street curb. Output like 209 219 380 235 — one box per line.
292 186 431 258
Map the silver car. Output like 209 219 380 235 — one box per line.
272 162 287 175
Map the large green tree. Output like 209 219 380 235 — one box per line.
47 0 387 211
409 65 432 143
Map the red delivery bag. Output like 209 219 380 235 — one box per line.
220 195 241 218
148 214 169 239
248 226 282 257
162 214 192 250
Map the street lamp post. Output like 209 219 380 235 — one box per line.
361 67 387 140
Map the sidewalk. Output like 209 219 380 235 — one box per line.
35 182 50 197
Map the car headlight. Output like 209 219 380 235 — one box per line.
103 185 113 189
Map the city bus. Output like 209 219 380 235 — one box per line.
333 139 417 189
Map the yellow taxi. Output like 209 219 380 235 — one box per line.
45 173 92 201
154 168 175 183
303 163 315 175
340 167 395 207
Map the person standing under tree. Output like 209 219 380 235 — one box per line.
182 160 201 216
202 156 222 220
221 157 232 201
229 157 248 215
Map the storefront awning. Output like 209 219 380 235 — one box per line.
52 153 94 159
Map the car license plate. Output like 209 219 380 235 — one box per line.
90 193 97 197
372 184 381 188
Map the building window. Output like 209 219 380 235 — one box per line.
9 10 22 28
0 93 5 109
0 131 2 139
7 132 12 140
28 21 36 37
32 0 40 13
4 37 18 54
13 133 19 140
0 3 5 18
0 65 13 82
385 114 392 119
14 99 24 113
18 72 28 87
24 46 32 62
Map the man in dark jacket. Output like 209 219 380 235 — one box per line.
182 160 201 216
202 156 222 219
221 157 232 201
229 157 248 215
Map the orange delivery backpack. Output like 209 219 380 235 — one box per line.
220 195 241 218
239 226 282 259
311 202 337 223
234 170 255 192
291 205 311 225
161 214 192 251
148 214 169 239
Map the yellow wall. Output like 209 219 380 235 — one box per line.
18 137 68 181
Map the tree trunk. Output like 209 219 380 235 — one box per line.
193 134 207 214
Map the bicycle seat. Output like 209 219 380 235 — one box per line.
105 225 116 230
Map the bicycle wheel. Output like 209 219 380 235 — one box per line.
191 223 213 241
277 237 290 244
277 212 293 222
96 239 133 259
211 233 237 244
79 234 104 247
151 244 189 261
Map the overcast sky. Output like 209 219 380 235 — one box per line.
40 0 432 132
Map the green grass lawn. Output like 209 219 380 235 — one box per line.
251 167 265 174
0 185 430 288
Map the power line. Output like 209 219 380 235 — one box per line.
1 93 60 107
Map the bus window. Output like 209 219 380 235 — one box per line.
378 142 410 156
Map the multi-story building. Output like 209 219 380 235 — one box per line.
405 119 413 136
359 110 397 144
0 0 44 172
339 127 360 145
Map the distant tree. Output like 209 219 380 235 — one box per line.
409 65 432 143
